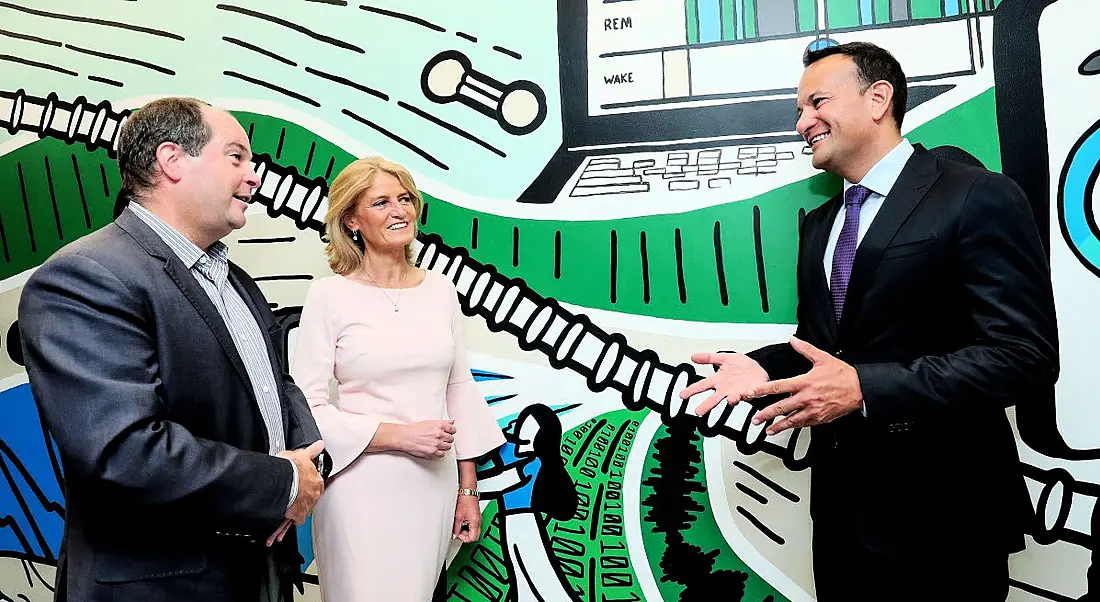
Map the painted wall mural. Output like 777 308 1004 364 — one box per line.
0 0 1094 600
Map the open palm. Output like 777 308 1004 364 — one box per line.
680 352 770 415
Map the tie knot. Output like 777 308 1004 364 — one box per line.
845 184 871 207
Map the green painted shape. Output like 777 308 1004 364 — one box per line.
798 0 818 31
722 0 738 41
1 89 1000 330
0 109 357 283
743 0 757 38
421 175 834 325
907 88 1002 173
639 422 789 601
0 141 118 280
826 0 861 28
874 0 891 23
234 112 357 181
687 0 700 44
909 0 944 19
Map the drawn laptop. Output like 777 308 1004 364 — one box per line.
521 0 993 203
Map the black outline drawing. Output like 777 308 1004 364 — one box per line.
421 50 547 136
0 1 184 41
214 4 364 54
519 0 966 203
2 80 1095 599
240 151 811 471
0 90 130 157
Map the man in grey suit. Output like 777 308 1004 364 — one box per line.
18 97 328 602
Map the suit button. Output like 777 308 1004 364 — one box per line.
835 349 844 358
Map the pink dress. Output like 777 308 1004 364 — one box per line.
291 270 506 601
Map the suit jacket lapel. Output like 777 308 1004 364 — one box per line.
807 197 842 344
115 210 257 400
838 147 941 333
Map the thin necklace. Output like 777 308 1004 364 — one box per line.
360 265 407 312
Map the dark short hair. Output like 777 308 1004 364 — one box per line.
804 41 907 129
117 97 212 194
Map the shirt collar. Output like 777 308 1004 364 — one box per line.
127 200 229 270
843 138 915 199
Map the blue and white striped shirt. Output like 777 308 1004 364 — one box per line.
127 201 297 507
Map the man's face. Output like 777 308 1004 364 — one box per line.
178 107 260 245
795 55 877 177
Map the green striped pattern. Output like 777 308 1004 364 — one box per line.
798 0 818 31
686 0 700 44
874 0 891 23
741 0 757 38
0 142 118 279
721 0 737 40
826 0 861 28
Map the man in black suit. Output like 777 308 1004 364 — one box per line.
680 42 1058 601
19 97 328 601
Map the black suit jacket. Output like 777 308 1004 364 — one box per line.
747 146 1058 558
18 208 326 602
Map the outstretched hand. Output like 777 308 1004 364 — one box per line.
746 337 863 435
679 352 770 416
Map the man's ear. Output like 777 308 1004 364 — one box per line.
154 141 187 184
867 80 895 124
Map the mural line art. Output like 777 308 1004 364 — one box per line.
1058 117 1100 280
2 0 1100 600
520 0 989 203
421 50 548 136
243 147 812 472
0 80 1098 600
466 403 581 602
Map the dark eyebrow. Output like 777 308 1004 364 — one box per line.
225 141 251 157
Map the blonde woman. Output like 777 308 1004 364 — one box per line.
291 156 505 600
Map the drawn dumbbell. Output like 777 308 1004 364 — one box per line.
421 50 547 136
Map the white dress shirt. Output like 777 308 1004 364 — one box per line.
823 138 915 287
821 139 914 417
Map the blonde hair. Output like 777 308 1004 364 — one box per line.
323 156 423 275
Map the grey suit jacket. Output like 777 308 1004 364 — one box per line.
19 209 324 602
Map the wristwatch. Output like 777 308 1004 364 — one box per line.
458 488 479 499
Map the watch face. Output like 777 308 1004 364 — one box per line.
315 451 331 479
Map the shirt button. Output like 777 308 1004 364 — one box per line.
262 386 271 393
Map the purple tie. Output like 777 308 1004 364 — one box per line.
830 184 872 322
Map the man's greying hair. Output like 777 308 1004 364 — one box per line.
804 41 907 129
117 97 212 194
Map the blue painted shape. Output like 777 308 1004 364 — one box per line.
298 514 315 571
1060 120 1100 276
807 37 839 53
0 383 65 560
470 369 512 382
699 0 723 42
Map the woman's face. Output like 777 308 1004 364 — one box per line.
346 172 417 256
